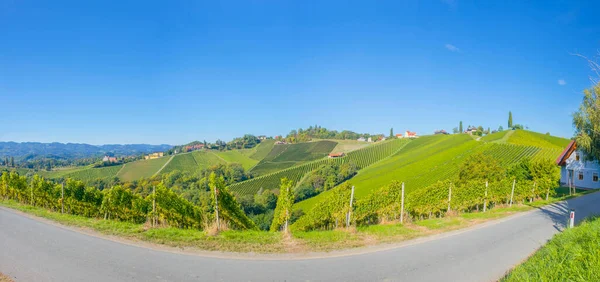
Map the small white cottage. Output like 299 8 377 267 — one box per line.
556 140 600 189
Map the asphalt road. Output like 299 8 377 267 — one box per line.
2 192 599 282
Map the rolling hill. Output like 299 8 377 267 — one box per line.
294 130 569 212
249 140 338 175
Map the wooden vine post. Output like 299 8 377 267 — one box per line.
30 182 33 206
61 182 64 214
483 181 488 212
447 183 452 212
400 182 405 224
546 181 550 201
509 179 516 207
214 186 220 231
346 186 355 228
530 181 535 203
152 186 156 227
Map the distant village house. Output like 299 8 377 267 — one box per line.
434 129 449 135
102 156 118 163
145 152 164 160
357 137 367 142
556 141 600 189
405 131 418 138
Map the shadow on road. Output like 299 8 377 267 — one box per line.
537 202 569 231
536 191 600 231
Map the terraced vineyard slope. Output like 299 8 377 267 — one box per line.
117 157 171 181
230 138 410 196
250 140 338 175
506 130 571 149
294 132 569 212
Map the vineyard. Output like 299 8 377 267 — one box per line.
506 130 571 149
161 153 200 174
213 150 259 170
230 138 410 196
250 140 338 175
62 165 123 182
117 157 171 182
0 171 254 231
294 134 567 212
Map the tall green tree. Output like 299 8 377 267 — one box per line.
10 157 14 167
390 128 394 138
270 178 294 232
573 83 600 161
459 121 463 133
508 111 513 128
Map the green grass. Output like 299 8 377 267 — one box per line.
249 139 275 161
502 216 600 281
213 150 259 170
507 130 571 149
161 153 199 174
328 139 371 153
480 130 511 142
62 165 123 182
250 140 338 175
117 157 170 181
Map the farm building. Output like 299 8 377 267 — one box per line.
328 152 345 158
357 137 367 142
434 129 449 135
405 131 418 138
396 133 404 139
556 140 600 189
102 156 118 163
144 152 164 160
465 126 478 135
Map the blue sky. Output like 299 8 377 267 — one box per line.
1 0 599 145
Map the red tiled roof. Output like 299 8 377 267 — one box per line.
556 140 576 166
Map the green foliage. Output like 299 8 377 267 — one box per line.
270 178 295 231
149 183 204 229
458 152 504 183
249 139 276 161
61 165 123 183
503 217 600 281
213 150 259 170
209 173 256 230
291 183 353 231
574 83 600 161
508 111 513 128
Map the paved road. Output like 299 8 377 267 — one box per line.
2 192 599 282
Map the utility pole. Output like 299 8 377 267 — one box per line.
346 186 355 228
483 181 488 212
400 182 405 224
61 182 64 214
510 179 516 207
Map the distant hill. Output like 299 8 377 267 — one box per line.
0 142 172 161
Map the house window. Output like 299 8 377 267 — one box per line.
576 153 580 161
578 172 584 181
594 173 599 182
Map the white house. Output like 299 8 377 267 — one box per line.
556 140 600 189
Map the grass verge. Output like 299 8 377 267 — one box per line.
502 216 600 281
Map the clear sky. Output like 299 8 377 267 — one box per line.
1 0 599 145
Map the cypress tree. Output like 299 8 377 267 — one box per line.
459 121 463 133
508 111 513 128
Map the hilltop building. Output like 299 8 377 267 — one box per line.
556 140 600 189
405 131 418 138
184 144 205 152
357 137 366 142
465 126 478 135
145 152 164 160
434 129 449 135
396 133 404 139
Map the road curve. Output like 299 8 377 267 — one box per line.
2 192 599 282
